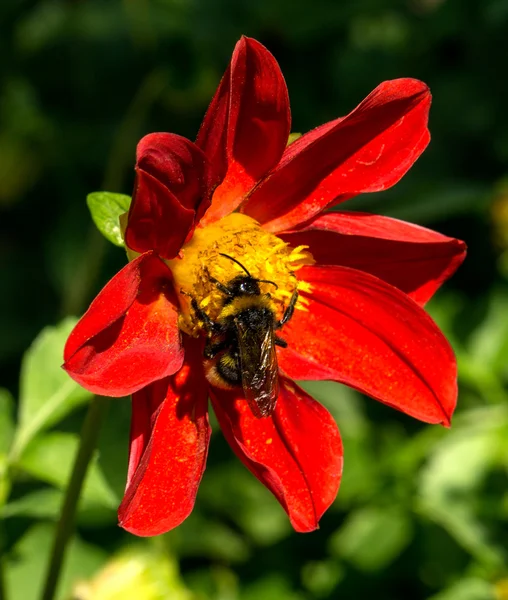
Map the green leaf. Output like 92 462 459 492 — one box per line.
4 523 107 600
0 388 15 455
10 318 93 462
428 578 496 600
1 488 63 520
87 191 131 247
467 288 508 379
419 416 499 499
329 505 412 571
417 406 508 567
17 432 118 509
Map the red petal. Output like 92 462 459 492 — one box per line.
125 169 194 260
118 339 211 536
63 252 183 396
242 79 431 232
278 266 457 425
126 377 168 487
125 133 219 259
281 212 466 306
211 378 343 532
197 36 291 224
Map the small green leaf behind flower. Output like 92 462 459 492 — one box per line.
286 132 301 146
86 191 132 247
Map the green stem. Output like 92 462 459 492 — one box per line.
40 396 108 600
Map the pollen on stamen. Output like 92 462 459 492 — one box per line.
166 213 315 336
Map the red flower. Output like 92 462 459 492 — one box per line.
64 37 466 536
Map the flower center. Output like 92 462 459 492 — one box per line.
167 213 314 336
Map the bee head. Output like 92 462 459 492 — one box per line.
229 275 261 296
218 254 279 297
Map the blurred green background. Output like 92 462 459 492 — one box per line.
1 0 508 599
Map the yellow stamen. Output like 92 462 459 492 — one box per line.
166 213 314 336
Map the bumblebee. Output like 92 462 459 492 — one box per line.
187 254 298 418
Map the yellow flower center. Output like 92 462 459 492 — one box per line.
167 213 314 336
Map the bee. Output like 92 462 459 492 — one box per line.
187 253 298 418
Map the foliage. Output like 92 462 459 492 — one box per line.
86 192 131 248
1 0 508 598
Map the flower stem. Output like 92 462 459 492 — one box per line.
40 395 108 600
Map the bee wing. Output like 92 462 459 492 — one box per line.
235 319 279 418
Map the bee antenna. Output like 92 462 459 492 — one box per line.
219 253 252 277
257 279 278 290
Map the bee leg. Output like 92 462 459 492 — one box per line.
204 267 233 297
181 289 222 334
191 298 223 334
204 339 229 359
274 335 287 348
277 289 298 329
